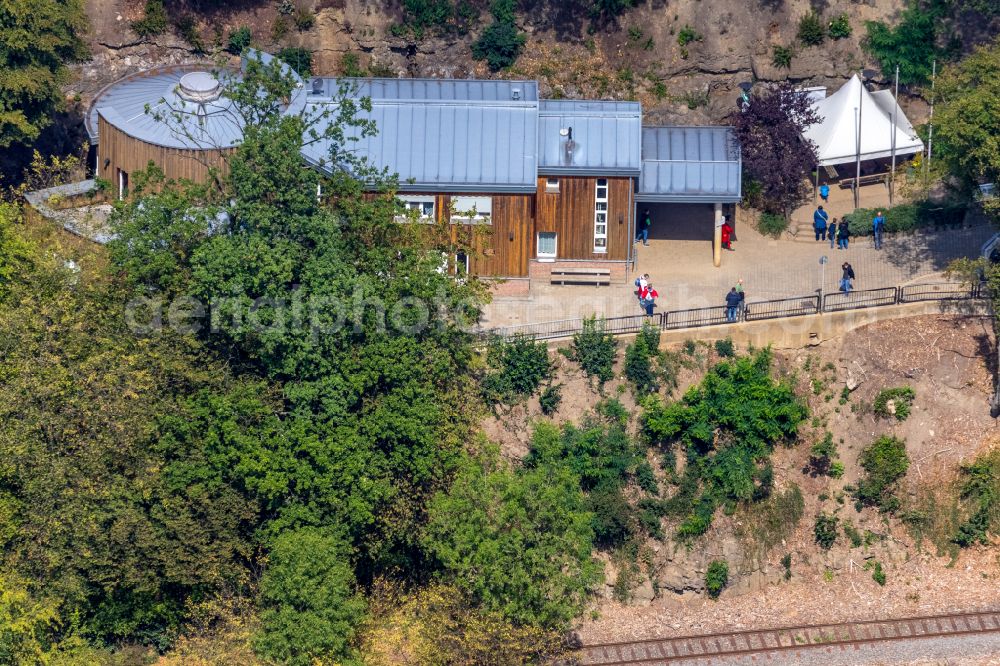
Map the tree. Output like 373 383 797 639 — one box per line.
472 0 525 70
727 83 819 217
255 528 366 666
0 0 87 149
864 1 945 86
934 38 1000 217
423 454 603 628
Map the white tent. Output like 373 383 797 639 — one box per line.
802 75 924 167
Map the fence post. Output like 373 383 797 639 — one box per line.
660 311 668 330
894 286 901 304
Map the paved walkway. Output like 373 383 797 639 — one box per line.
481 217 994 330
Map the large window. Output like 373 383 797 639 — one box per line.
397 196 435 221
593 178 608 253
451 196 492 223
537 232 557 259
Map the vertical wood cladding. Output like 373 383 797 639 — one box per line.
97 115 233 187
433 193 534 278
535 176 632 261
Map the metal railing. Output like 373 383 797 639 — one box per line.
479 281 987 342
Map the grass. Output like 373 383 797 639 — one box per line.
734 486 805 560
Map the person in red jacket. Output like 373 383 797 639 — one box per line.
721 216 734 251
640 284 659 317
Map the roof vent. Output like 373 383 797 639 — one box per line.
177 71 221 103
511 87 521 101
311 77 324 95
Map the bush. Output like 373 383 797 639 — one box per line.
481 335 553 405
705 560 729 599
255 528 367 666
587 485 634 547
226 26 252 54
173 14 204 52
638 320 660 352
781 553 792 580
571 316 617 384
772 45 793 68
677 25 702 47
472 20 525 71
797 11 825 46
843 520 863 547
842 202 967 237
864 2 942 85
294 6 315 30
735 485 805 559
814 513 838 549
635 459 658 495
873 386 915 421
401 0 453 37
132 0 168 37
828 13 852 39
340 52 366 77
868 560 886 585
277 47 313 77
809 431 839 476
952 448 1000 547
624 336 656 393
539 383 563 415
714 338 735 358
758 211 789 237
855 435 909 513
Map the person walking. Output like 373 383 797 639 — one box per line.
828 218 838 249
813 205 829 241
634 272 649 299
819 182 830 203
840 262 855 293
837 220 850 249
642 283 659 317
725 287 742 322
872 210 885 250
636 208 652 246
721 215 734 251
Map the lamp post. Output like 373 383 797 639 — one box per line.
889 64 899 205
819 255 828 307
855 69 880 209
926 59 937 184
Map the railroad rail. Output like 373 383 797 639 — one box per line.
576 610 1000 664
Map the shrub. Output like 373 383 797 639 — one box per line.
132 0 168 37
277 47 313 77
868 560 886 585
855 435 909 513
174 14 204 52
481 335 552 405
843 520 863 547
735 485 805 559
635 459 658 495
677 25 702 47
714 338 735 358
952 448 1000 547
571 316 617 384
814 513 838 549
797 11 825 46
624 336 656 393
772 45 793 68
705 560 729 599
638 320 660 352
842 202 966 237
539 383 563 415
828 13 852 39
340 52 366 77
809 431 839 476
226 26 252 54
780 553 792 580
587 485 634 547
472 20 525 71
294 6 315 30
757 212 789 237
400 0 452 37
873 386 915 421
864 2 942 85
271 15 289 41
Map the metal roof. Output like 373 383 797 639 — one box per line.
638 126 742 203
538 99 641 176
301 78 540 193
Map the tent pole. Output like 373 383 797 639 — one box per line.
925 59 936 185
814 165 819 203
890 64 898 205
855 100 862 210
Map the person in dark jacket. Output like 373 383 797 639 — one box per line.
828 218 838 249
840 262 855 292
725 287 742 322
837 220 850 249
813 206 829 241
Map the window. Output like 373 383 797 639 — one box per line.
451 196 492 223
593 178 608 253
117 169 129 201
397 196 435 221
545 177 560 194
537 232 557 259
455 250 469 276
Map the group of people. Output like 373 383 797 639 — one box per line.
725 279 745 322
813 205 886 251
634 273 659 316
812 206 851 249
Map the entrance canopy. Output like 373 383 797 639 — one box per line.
637 126 742 203
802 75 924 168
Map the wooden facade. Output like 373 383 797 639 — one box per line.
96 115 233 195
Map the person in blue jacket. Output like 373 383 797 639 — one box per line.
872 210 885 250
819 183 830 202
813 205 829 241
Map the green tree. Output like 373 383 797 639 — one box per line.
255 528 366 666
472 0 525 71
0 0 88 148
934 39 1000 214
854 435 909 513
423 454 603 628
864 1 944 85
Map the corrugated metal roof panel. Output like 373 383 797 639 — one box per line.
537 99 641 175
638 126 742 202
307 77 539 102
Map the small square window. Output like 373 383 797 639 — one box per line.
545 178 560 194
397 196 436 222
537 232 557 259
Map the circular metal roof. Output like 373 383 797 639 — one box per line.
177 71 221 102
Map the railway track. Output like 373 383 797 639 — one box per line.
577 610 1000 664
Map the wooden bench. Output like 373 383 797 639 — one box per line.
839 173 888 189
550 267 612 286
